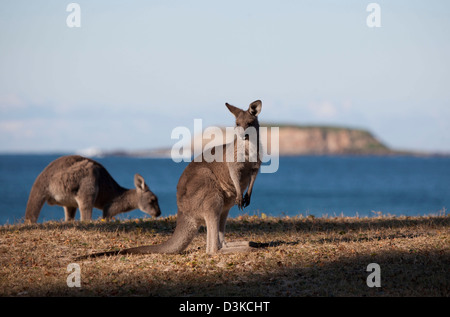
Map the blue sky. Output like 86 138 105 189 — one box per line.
1 0 449 153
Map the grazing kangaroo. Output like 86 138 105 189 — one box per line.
25 155 161 223
79 100 262 259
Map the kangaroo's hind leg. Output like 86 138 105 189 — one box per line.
76 180 98 221
219 208 251 251
218 207 254 254
205 211 221 254
220 241 253 253
204 192 224 254
76 199 94 221
204 192 252 254
218 207 230 247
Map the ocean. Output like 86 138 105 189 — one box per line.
0 154 449 225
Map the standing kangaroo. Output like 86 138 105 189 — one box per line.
25 155 161 223
79 100 262 259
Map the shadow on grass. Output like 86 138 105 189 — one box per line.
2 216 448 296
157 250 449 297
22 248 450 297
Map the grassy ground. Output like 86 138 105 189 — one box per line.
0 214 448 297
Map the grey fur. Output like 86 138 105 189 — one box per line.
25 155 161 223
79 100 262 258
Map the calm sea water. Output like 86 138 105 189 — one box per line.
0 154 449 224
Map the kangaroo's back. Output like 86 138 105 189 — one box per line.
25 155 123 223
48 156 123 199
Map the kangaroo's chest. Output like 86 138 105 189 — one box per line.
238 163 253 187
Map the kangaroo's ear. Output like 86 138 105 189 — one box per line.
134 173 146 191
248 100 262 116
225 103 242 117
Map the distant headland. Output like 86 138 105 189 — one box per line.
260 123 393 156
77 123 440 158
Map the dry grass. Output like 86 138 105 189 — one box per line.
0 214 448 297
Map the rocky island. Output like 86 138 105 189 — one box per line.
260 124 391 156
83 124 410 158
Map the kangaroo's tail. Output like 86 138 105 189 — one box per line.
75 213 198 260
24 179 47 224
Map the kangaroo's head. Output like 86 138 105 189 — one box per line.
134 174 161 217
225 100 262 140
